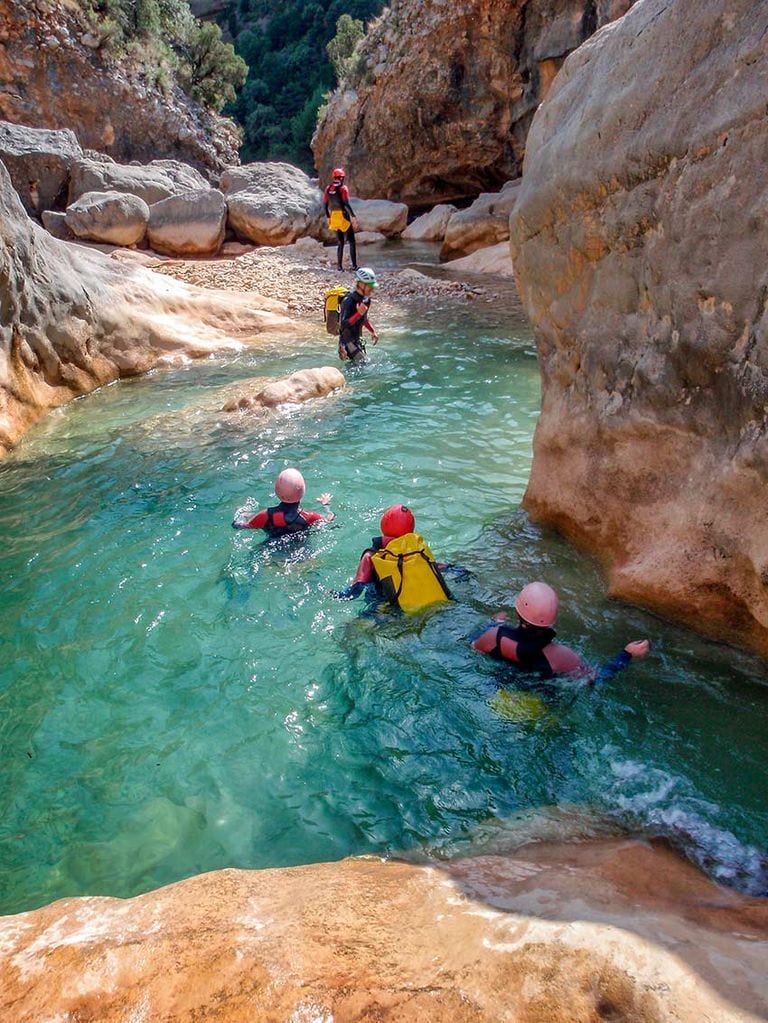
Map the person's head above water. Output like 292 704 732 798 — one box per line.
275 468 306 504
515 581 559 628
380 504 415 538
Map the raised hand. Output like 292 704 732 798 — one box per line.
624 639 650 658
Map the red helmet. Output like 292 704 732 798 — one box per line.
515 582 559 628
332 166 346 180
380 504 415 538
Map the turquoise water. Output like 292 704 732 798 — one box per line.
1 255 767 914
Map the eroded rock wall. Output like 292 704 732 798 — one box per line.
313 0 633 205
510 0 768 654
0 161 291 457
0 0 239 173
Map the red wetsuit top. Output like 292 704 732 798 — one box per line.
236 501 330 537
323 182 355 220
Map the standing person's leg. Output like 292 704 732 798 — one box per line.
336 230 345 271
347 228 358 271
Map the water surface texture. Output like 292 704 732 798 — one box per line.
1 252 767 913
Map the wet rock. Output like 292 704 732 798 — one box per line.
68 158 208 206
1 840 766 1021
147 188 226 257
0 121 83 214
351 197 408 237
0 160 292 457
402 203 457 242
220 162 324 246
221 367 346 412
445 241 514 277
314 0 635 205
65 190 150 246
356 230 387 246
510 0 768 656
440 180 521 261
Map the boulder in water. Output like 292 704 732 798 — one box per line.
222 367 346 412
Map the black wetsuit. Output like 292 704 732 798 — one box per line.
489 624 557 678
324 182 357 270
339 289 371 362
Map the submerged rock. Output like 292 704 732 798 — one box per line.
0 161 293 458
221 367 346 412
1 840 766 1021
510 0 768 655
0 121 83 214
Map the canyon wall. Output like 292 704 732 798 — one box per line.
314 0 633 205
510 0 768 654
0 0 239 173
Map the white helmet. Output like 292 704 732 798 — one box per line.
355 266 378 289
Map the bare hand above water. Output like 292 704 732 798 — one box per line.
316 493 332 506
624 639 650 658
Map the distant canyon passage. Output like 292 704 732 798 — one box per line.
510 0 768 654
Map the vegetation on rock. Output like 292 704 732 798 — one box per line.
224 1 384 170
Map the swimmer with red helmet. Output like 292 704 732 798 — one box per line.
233 468 334 538
473 581 649 683
323 167 359 271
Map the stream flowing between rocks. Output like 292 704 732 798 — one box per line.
1 248 766 914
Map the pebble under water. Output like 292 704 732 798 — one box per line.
1 254 767 914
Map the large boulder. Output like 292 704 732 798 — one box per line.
68 158 208 205
147 188 227 256
65 190 150 246
220 162 324 246
440 180 521 261
350 197 408 237
1 841 767 1021
509 0 768 655
0 121 83 215
313 0 635 205
444 241 514 277
0 160 292 458
402 203 458 242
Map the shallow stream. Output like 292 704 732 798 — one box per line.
1 246 766 914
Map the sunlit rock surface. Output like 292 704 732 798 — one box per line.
314 0 634 205
0 162 292 458
1 840 767 1022
510 0 768 655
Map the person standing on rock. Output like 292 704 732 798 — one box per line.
232 468 334 538
473 582 650 684
324 167 359 272
338 267 380 364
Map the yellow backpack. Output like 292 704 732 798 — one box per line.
370 532 452 613
323 285 348 335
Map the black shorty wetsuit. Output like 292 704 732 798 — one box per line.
489 624 557 678
339 290 371 362
324 183 357 270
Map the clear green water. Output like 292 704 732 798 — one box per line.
1 252 767 915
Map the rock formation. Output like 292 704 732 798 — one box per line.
314 0 634 205
68 156 209 206
0 0 238 173
510 0 768 655
0 161 292 458
402 203 457 242
221 366 346 412
2 840 767 1021
221 162 326 246
147 188 228 257
440 179 521 260
64 190 150 246
0 121 82 215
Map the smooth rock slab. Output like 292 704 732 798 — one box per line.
445 240 514 277
440 179 521 261
222 366 345 411
402 203 457 241
68 158 208 205
147 188 226 256
0 121 83 214
1 840 767 1021
65 190 149 246
351 196 408 237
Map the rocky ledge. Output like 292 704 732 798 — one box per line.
510 0 768 656
1 838 766 1022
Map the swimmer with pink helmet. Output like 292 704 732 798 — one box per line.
233 468 334 538
473 581 649 683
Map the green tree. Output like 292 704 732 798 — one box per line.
177 22 248 112
326 13 365 83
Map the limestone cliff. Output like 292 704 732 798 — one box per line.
1 841 767 1021
313 0 633 205
0 161 291 458
0 0 239 173
510 0 768 655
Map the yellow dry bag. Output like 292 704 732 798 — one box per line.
370 532 452 613
324 285 348 335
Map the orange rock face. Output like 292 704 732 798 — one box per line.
313 0 634 205
510 0 768 656
1 840 767 1022
0 0 238 172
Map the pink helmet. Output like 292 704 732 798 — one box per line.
380 504 415 538
515 582 559 627
275 468 306 503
